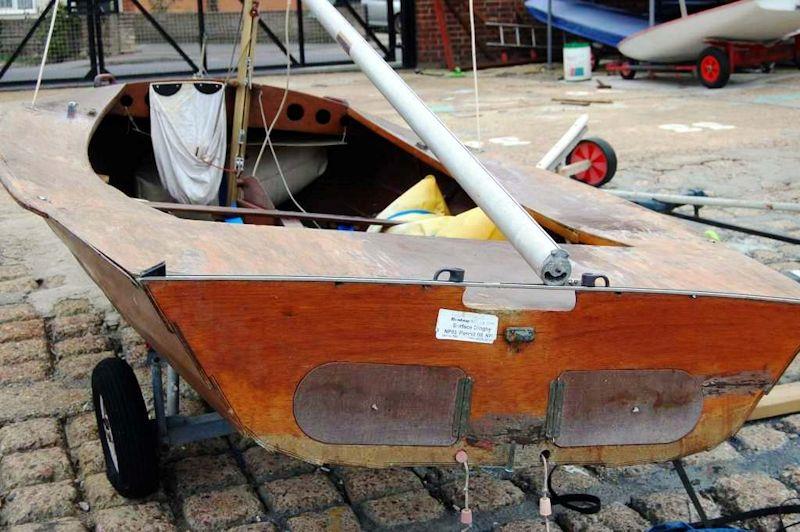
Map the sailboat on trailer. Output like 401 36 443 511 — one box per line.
1 0 799 499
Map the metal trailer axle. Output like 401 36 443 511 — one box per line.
148 350 235 447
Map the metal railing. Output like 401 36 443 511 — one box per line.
0 0 415 87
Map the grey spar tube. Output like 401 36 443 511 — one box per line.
302 0 571 285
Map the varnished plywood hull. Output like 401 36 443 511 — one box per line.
143 278 800 467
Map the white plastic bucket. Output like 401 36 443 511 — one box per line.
563 42 592 81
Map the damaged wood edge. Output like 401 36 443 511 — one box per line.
701 371 773 396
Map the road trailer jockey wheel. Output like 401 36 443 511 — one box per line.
697 47 730 89
567 137 617 187
92 357 159 498
620 59 637 79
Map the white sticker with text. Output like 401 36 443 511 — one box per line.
435 309 498 344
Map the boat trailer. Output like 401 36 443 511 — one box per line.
607 35 800 88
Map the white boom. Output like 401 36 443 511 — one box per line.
302 0 571 285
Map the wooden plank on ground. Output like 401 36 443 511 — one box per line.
749 382 800 420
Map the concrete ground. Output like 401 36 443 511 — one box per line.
0 65 799 531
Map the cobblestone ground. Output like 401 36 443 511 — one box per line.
2 69 800 531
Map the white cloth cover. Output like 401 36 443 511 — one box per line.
149 82 227 205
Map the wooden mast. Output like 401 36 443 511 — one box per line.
226 0 260 206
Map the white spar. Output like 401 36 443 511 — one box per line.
301 0 571 285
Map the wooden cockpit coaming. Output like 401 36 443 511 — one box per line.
1 81 800 302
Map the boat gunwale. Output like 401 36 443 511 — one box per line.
139 274 800 305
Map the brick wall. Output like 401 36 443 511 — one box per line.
415 0 544 68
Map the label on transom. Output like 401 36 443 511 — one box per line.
435 309 498 344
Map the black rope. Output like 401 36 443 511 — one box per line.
547 464 601 515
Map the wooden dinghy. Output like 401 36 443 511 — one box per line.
1 0 799 485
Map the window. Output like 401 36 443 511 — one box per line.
0 0 37 12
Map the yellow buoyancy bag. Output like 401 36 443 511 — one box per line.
386 207 506 240
367 175 450 232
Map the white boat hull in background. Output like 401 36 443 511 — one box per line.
618 0 800 62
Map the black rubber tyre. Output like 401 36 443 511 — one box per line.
697 46 730 89
92 357 159 498
620 59 637 79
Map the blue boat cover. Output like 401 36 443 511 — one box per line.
524 0 649 47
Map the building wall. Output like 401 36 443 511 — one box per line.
415 0 544 68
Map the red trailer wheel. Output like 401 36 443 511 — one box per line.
697 47 730 89
567 137 617 187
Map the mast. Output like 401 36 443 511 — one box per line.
226 0 260 206
301 0 572 285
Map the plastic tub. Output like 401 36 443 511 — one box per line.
563 42 592 81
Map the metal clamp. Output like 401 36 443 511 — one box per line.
434 268 465 283
580 273 610 287
504 326 535 344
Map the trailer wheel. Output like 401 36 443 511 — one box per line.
697 47 730 89
567 137 617 187
620 59 637 80
92 357 159 498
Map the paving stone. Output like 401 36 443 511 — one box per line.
260 472 343 516
779 356 800 384
781 464 800 491
94 502 176 531
681 441 741 467
178 397 209 417
163 436 230 463
287 505 361 531
167 453 246 496
0 265 29 282
593 464 664 480
630 490 720 524
0 382 90 423
71 439 105 477
182 485 263 531
441 475 525 512
226 523 278 532
0 277 38 295
0 480 78 526
52 299 94 318
337 467 421 504
0 360 49 384
557 501 650 532
733 423 788 452
0 418 63 455
48 313 103 342
0 303 38 324
0 337 49 365
65 413 98 449
55 351 112 384
82 472 134 510
242 446 316 483
8 517 87 532
495 519 562 532
775 413 800 434
1 447 73 490
516 465 597 494
51 334 111 359
358 489 445 529
0 319 45 343
711 473 797 531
